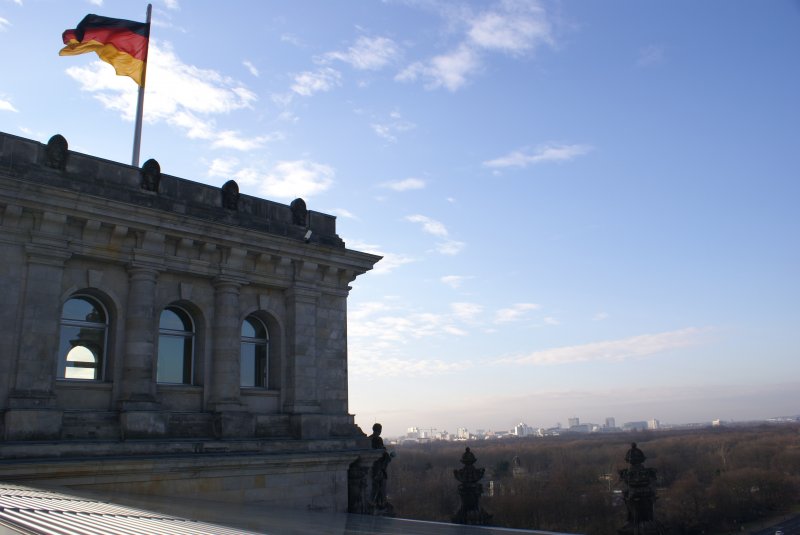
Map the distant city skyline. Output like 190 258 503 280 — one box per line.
1 1 798 440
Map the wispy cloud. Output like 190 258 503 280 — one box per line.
0 97 18 112
397 44 481 92
592 312 609 322
324 36 400 71
383 177 425 191
397 1 553 91
371 111 416 142
484 143 593 168
637 44 665 67
0 16 10 31
87 0 103 6
164 0 179 10
498 327 708 366
346 241 416 275
494 303 540 324
437 240 466 255
330 208 358 220
291 67 342 96
242 60 259 77
451 301 483 321
207 157 335 200
468 2 553 54
63 40 274 152
406 214 449 237
441 275 473 289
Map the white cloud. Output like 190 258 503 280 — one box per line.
483 143 593 168
256 160 335 200
208 158 335 200
436 240 465 255
63 40 271 151
384 177 425 191
164 0 179 10
346 241 416 275
325 36 400 70
468 2 552 54
242 60 259 77
406 214 448 237
87 0 103 6
543 316 560 326
441 275 472 289
291 67 342 96
330 208 358 220
0 98 18 113
494 303 540 324
498 327 708 366
397 44 481 92
592 312 610 322
451 302 482 321
207 157 239 178
371 113 416 143
397 1 553 92
0 16 10 31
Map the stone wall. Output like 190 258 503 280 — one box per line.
0 130 381 510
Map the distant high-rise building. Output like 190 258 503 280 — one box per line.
605 417 616 429
457 427 469 440
406 427 420 439
568 417 580 428
648 418 660 430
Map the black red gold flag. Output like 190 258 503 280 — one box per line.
60 14 150 87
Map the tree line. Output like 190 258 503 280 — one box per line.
385 423 800 534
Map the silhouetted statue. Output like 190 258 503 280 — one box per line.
368 423 394 516
618 442 662 535
625 442 646 466
222 180 239 210
45 134 68 170
290 198 307 226
140 159 161 192
452 447 492 525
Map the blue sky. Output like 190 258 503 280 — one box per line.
1 0 798 437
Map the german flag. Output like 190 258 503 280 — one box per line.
60 14 150 87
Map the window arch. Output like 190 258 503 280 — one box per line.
57 295 107 380
240 315 269 388
157 306 194 384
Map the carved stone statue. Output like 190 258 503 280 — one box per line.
618 442 662 535
452 447 492 525
290 198 307 226
368 423 394 516
222 180 239 211
140 159 161 192
45 134 68 170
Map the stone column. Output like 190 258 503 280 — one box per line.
118 264 165 437
210 276 252 437
285 261 325 438
5 240 70 440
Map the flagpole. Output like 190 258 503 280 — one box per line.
131 3 152 167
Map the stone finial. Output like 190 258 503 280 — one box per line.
45 134 69 170
618 443 662 535
140 159 161 192
453 447 492 525
222 180 240 211
290 198 307 226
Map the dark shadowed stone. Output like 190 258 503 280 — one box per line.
45 135 68 171
290 198 307 226
140 159 161 192
222 180 239 210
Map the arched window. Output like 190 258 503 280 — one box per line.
240 315 269 388
57 296 107 380
157 306 194 384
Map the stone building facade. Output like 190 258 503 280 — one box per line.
0 131 381 510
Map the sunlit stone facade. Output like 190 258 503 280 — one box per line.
0 131 381 510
